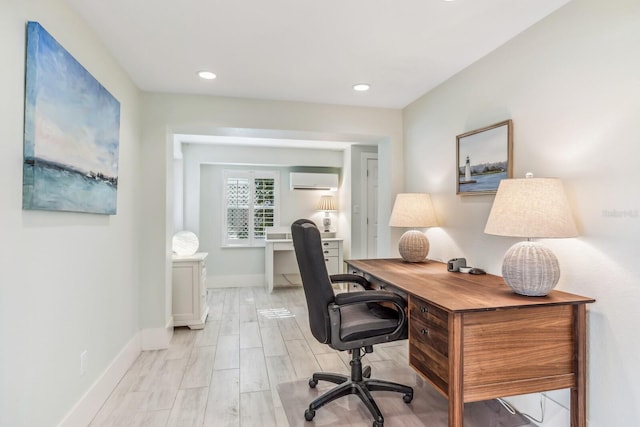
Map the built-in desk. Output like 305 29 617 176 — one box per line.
265 236 343 293
345 258 595 427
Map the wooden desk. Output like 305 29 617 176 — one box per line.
345 258 595 427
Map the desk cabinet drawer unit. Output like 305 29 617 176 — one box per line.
265 236 343 292
408 295 450 395
321 240 342 275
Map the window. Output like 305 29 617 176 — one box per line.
223 170 279 246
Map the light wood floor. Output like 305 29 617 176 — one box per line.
90 286 409 427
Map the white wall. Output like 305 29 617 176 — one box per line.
139 93 404 338
0 1 142 425
179 143 344 235
200 165 338 284
403 0 640 425
179 142 344 286
182 142 378 266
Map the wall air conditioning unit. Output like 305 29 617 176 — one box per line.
290 172 339 190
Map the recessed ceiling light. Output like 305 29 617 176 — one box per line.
353 83 370 92
197 71 217 80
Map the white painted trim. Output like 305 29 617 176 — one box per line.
141 319 174 351
360 152 378 258
207 274 265 288
57 333 141 427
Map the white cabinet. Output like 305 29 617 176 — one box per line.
172 252 209 329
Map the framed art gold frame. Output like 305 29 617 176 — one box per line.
456 119 513 195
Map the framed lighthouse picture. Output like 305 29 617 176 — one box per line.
456 119 513 195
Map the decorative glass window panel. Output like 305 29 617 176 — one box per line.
226 177 250 240
223 171 279 246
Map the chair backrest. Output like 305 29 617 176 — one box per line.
291 219 335 344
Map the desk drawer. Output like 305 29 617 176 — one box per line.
273 242 294 251
408 296 449 394
321 241 340 250
324 256 339 275
321 248 339 257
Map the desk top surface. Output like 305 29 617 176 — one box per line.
346 258 595 313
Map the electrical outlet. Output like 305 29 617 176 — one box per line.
80 350 88 376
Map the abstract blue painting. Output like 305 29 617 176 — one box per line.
23 22 120 215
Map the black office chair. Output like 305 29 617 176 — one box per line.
291 219 413 427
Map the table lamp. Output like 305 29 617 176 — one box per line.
389 193 438 262
484 174 578 296
316 195 337 232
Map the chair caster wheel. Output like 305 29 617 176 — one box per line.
403 393 413 403
373 420 383 427
305 409 315 421
308 378 318 388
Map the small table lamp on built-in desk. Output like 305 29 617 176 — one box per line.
389 193 439 263
484 174 578 296
316 195 337 232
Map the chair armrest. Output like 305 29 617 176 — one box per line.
328 290 408 350
334 290 406 311
330 274 372 290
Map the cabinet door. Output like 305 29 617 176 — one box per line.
324 256 339 275
172 263 198 321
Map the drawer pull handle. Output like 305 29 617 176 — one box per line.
420 328 429 335
324 250 329 254
420 306 429 313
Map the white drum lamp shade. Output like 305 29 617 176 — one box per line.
389 193 438 263
484 176 578 296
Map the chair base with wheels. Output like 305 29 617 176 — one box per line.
304 345 413 427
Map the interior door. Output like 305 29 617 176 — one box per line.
366 157 378 258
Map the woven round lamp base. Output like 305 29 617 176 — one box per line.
502 241 560 296
398 230 430 263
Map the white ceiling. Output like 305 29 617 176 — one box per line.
67 0 570 110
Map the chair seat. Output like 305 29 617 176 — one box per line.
339 303 400 341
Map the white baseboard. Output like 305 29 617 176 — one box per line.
140 318 174 350
207 274 265 288
57 333 141 427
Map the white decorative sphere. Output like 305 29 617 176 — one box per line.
172 231 199 256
